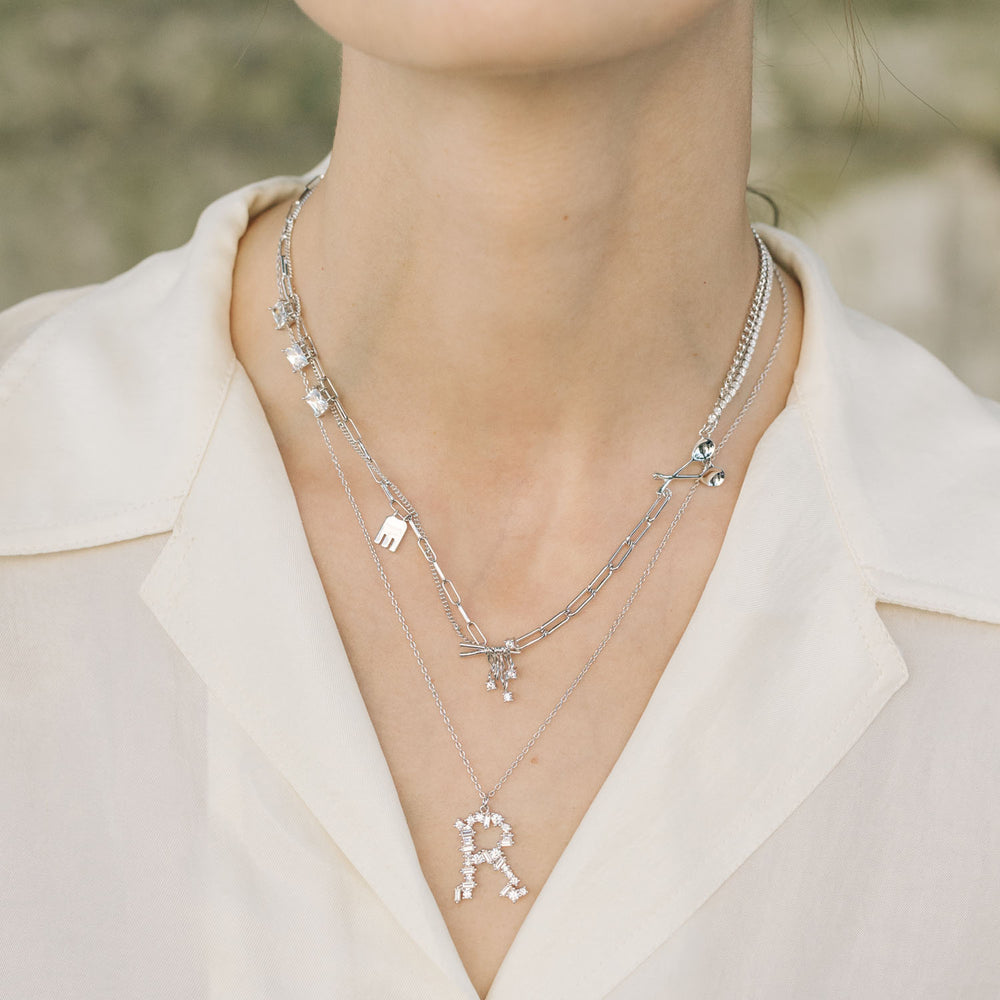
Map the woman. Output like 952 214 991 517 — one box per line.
2 2 998 997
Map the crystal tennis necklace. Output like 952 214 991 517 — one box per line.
269 178 789 903
271 176 775 704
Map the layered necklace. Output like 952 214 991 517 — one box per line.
274 178 775 704
271 176 788 905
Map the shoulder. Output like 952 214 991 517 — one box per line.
762 225 1000 625
1 203 998 624
0 286 94 369
0 170 309 555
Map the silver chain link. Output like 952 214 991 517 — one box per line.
287 236 789 806
274 176 777 689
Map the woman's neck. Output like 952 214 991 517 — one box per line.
288 1 761 479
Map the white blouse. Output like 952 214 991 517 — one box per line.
2 172 999 999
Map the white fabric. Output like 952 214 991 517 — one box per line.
1 172 998 999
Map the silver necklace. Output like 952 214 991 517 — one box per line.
269 186 789 903
315 277 787 906
271 176 775 704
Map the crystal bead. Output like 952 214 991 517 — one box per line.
304 387 330 416
270 298 296 329
283 341 312 372
503 691 514 703
500 883 525 903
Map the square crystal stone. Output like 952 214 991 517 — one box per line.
303 387 331 416
283 341 312 372
271 298 296 329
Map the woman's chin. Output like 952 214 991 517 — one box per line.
295 0 734 76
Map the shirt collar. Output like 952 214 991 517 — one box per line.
765 223 1000 623
2 185 998 622
0 172 300 555
2 174 999 996
138 356 910 998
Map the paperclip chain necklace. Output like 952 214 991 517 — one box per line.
270 181 788 903
271 176 775 704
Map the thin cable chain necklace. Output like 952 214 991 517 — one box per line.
314 275 788 907
272 175 775 704
269 180 789 904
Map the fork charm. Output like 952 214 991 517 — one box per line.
374 514 408 553
459 638 520 703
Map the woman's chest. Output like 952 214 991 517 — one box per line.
287 473 737 996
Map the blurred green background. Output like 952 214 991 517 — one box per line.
1 0 997 395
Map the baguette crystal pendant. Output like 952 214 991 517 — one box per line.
271 298 296 330
454 806 527 903
283 341 313 372
304 386 333 416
